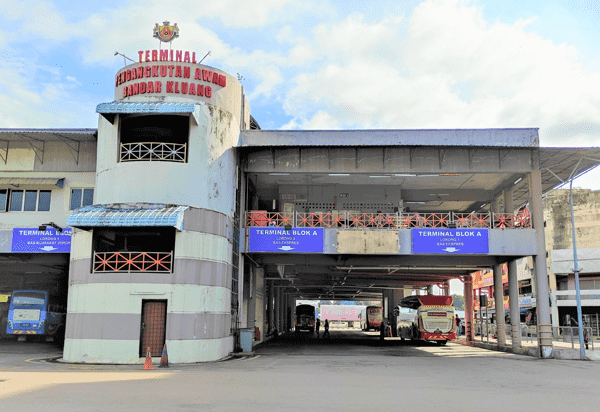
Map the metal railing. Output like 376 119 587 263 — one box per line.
246 211 532 229
120 142 187 162
551 326 595 350
93 251 173 273
475 321 535 343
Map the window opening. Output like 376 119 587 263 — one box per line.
0 189 7 212
92 227 175 273
120 115 189 163
38 190 51 211
9 190 23 211
70 188 94 210
3 189 51 212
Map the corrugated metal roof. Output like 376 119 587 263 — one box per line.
0 129 97 142
67 204 188 231
96 102 196 114
0 177 64 187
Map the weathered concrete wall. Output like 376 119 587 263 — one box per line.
337 230 399 254
544 189 600 251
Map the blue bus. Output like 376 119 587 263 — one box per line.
6 290 66 341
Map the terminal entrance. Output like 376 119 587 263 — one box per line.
0 253 69 346
238 136 599 356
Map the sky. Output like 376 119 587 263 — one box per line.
1 0 599 185
3 0 598 294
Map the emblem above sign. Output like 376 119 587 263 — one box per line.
153 21 179 43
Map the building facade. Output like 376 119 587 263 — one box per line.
545 189 600 335
3 34 600 362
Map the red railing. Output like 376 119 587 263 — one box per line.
453 213 491 228
246 210 532 229
93 251 173 273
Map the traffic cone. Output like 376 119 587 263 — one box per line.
159 344 169 368
144 347 153 370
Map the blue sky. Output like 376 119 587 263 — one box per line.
1 0 600 190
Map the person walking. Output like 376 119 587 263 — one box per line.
315 318 321 338
584 323 590 350
323 319 330 338
455 314 461 337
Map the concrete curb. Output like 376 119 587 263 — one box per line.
458 339 600 360
229 351 255 358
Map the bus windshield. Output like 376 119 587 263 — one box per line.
12 292 46 306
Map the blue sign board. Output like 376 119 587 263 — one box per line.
12 227 72 253
248 227 323 253
412 228 488 254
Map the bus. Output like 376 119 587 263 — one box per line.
295 304 316 334
359 306 383 331
6 290 66 341
396 295 455 345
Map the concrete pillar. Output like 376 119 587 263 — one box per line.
443 282 450 296
247 267 256 330
508 259 521 349
269 280 275 337
286 293 292 331
529 170 553 358
464 275 474 343
493 264 506 345
550 291 559 333
391 289 405 336
504 187 515 214
275 287 280 334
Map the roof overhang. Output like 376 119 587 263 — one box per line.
67 203 189 231
240 128 540 148
0 177 64 187
96 102 199 125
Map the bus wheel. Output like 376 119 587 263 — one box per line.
46 323 59 336
438 340 447 345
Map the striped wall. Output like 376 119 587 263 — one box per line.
63 207 235 364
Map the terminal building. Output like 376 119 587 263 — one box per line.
2 29 600 362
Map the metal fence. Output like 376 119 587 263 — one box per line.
93 251 173 273
120 142 187 162
552 326 595 350
474 322 535 343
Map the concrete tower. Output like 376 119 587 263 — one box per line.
64 38 249 363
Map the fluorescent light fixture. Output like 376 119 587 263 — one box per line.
429 193 450 196
369 175 390 178
418 174 439 177
329 173 350 176
514 177 523 184
480 203 487 207
406 201 426 204
269 173 290 176
440 173 461 176
395 174 416 177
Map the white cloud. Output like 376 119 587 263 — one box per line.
0 0 80 41
280 0 600 149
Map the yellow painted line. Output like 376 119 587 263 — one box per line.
240 355 260 362
0 371 173 400
25 357 58 364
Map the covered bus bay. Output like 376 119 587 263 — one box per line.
237 128 600 358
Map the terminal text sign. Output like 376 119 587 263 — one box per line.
248 227 323 253
412 228 488 254
12 228 72 253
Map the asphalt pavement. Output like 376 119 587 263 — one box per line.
1 328 599 411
